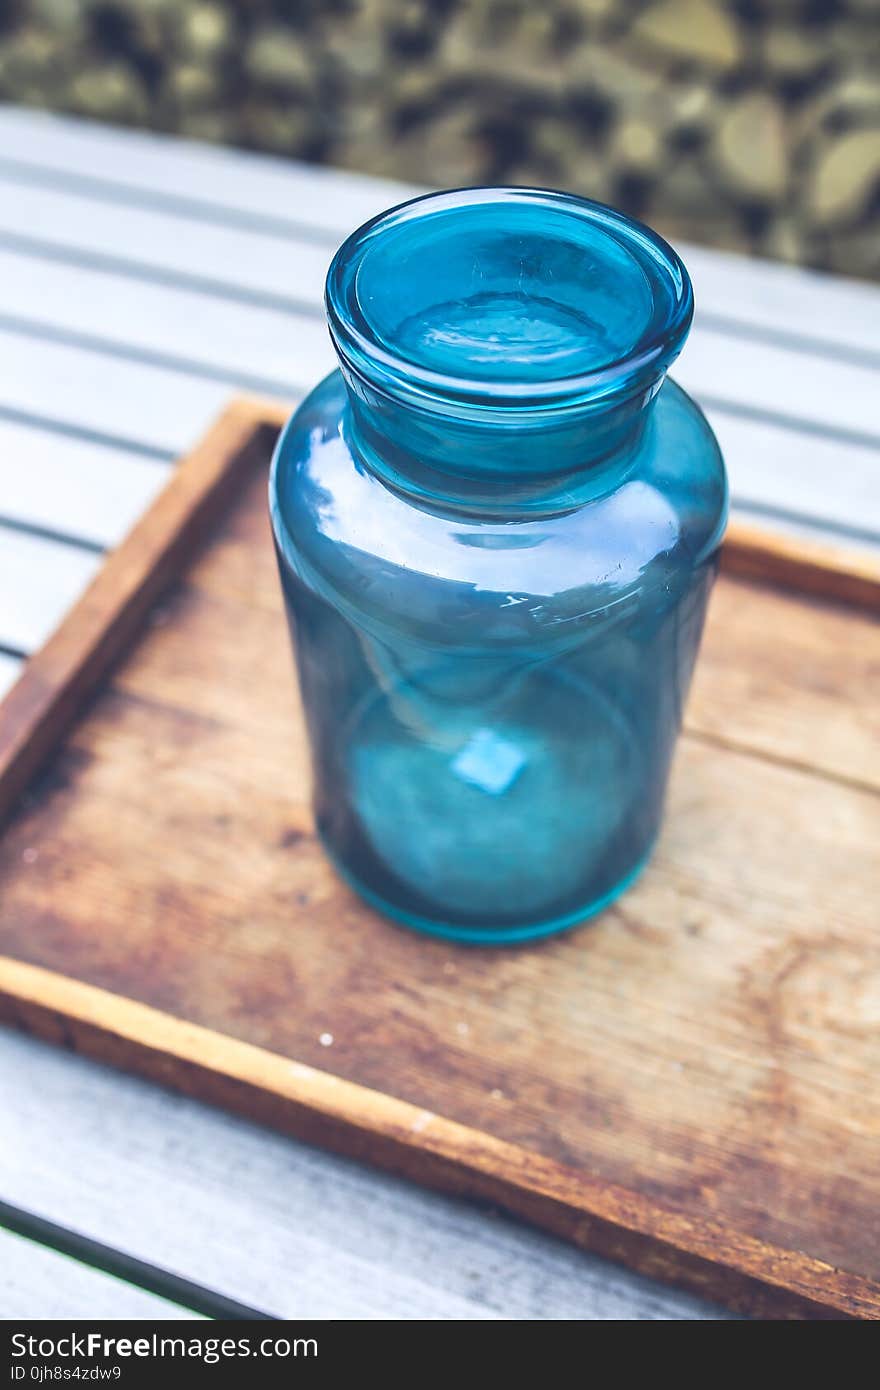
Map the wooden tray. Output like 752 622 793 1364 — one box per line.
1 400 878 1320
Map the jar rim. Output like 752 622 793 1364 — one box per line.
325 187 694 412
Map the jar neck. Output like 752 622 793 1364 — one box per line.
325 188 692 520
340 364 662 519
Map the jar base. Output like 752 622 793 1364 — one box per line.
318 831 656 946
332 662 648 930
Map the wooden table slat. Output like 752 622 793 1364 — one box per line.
0 1028 732 1320
0 525 101 655
0 249 334 397
0 329 236 453
0 1225 196 1319
0 653 23 698
0 175 334 310
2 109 878 356
0 243 875 445
0 420 170 550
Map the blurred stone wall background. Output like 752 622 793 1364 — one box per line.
0 0 877 279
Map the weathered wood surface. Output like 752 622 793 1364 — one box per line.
1 1029 729 1320
0 403 271 823
1 953 876 1320
721 524 880 615
1 403 877 1318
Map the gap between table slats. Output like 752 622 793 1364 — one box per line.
0 1225 198 1319
0 1199 269 1319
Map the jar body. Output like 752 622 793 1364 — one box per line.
270 371 726 942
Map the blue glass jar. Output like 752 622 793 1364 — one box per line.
270 189 727 943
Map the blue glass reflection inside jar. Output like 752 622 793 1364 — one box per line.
270 188 727 943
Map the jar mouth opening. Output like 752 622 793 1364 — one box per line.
326 187 693 412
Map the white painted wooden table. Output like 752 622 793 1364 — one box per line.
1 106 878 1320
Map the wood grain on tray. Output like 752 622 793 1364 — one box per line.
0 400 878 1318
